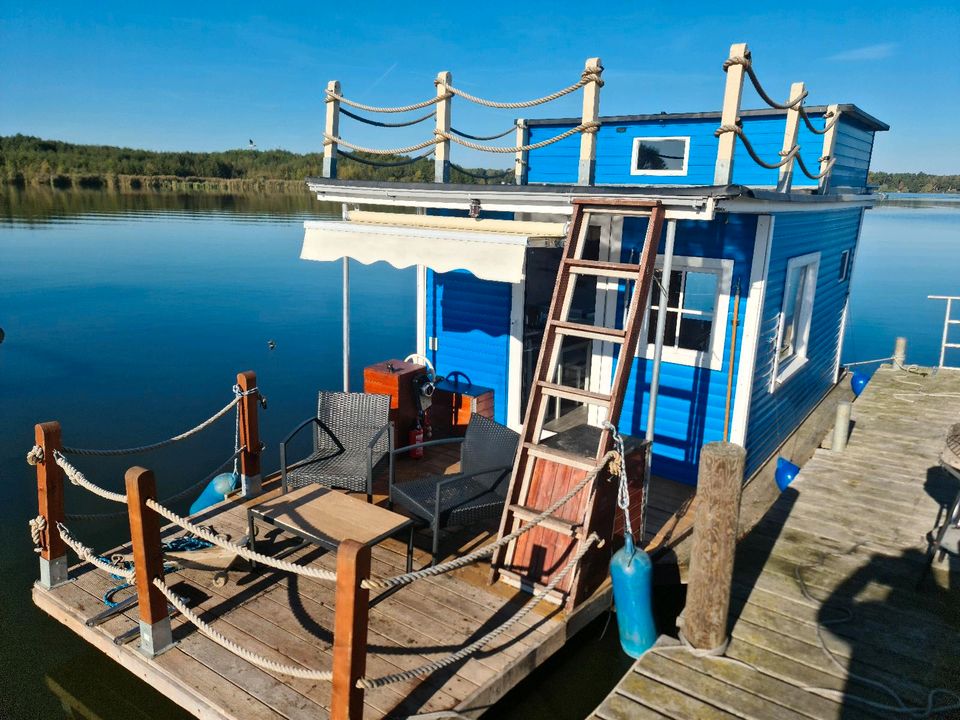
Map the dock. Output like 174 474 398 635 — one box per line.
591 365 960 720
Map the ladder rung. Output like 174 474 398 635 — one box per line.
538 381 611 406
496 568 567 605
565 258 638 280
552 320 626 343
509 504 584 537
523 442 600 471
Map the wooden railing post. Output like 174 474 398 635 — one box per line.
714 42 749 186
331 539 371 720
126 466 174 656
777 81 805 192
324 80 341 179
237 370 262 497
35 421 68 589
684 442 745 651
514 118 528 185
577 57 603 186
434 71 452 184
818 104 841 193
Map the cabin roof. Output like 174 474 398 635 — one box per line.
524 103 889 132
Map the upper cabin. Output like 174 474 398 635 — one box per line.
301 43 889 489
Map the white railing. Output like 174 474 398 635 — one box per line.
929 295 960 368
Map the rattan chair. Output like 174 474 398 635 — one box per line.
388 414 519 565
919 422 960 585
280 391 392 503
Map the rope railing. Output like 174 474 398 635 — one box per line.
450 163 512 182
337 148 435 168
55 450 128 504
795 153 836 180
358 532 601 689
153 576 334 680
438 69 602 109
439 122 599 154
723 54 807 111
449 125 517 142
340 107 435 128
57 522 135 579
324 88 447 114
799 107 839 136
323 133 439 156
714 125 800 170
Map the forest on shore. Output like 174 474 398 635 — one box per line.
1 134 956 193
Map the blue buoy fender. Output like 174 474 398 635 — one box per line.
851 371 869 397
775 457 800 491
609 534 657 658
189 472 239 515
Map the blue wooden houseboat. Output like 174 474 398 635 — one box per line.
302 43 888 497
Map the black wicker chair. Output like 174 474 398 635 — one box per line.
389 414 519 565
280 391 392 503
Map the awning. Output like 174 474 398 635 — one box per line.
301 211 566 284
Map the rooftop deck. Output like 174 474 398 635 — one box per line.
33 441 697 720
590 366 960 720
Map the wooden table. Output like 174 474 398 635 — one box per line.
247 486 415 602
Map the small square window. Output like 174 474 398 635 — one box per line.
630 137 689 176
838 249 852 282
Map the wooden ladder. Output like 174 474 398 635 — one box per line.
491 198 666 608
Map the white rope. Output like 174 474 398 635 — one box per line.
27 445 43 466
54 451 127 504
322 133 440 156
439 71 601 110
61 389 251 457
153 577 334 680
144 498 338 581
362 451 617 591
29 515 46 553
57 522 135 579
359 532 601 689
325 89 447 114
439 123 598 154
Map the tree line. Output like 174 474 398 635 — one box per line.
0 134 513 189
867 172 959 194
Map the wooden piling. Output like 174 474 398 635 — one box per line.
776 81 805 193
832 401 852 453
577 58 602 186
818 104 841 193
126 466 174 656
435 71 452 184
714 43 748 186
324 80 341 179
35 421 68 588
683 442 745 651
236 370 262 497
894 336 907 366
514 118 528 185
331 540 371 720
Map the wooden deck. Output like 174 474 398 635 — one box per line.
33 436 697 720
591 366 960 720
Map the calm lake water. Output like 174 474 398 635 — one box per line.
1 189 957 719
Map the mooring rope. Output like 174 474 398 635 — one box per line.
54 451 128 504
361 451 617 591
714 124 799 170
799 107 839 136
449 125 517 142
61 387 254 457
144 498 338 580
438 70 602 110
152 576 334 680
323 133 440 156
722 55 807 111
56 522 136 579
340 107 436 128
337 147 435 168
795 153 836 181
324 89 448 114
29 515 46 553
439 122 598 154
359 532 600 689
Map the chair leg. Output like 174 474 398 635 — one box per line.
431 520 440 567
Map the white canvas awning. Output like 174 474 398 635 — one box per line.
301 211 566 284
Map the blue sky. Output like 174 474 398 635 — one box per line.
1 1 957 172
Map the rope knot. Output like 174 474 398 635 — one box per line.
581 122 601 134
581 70 604 87
26 445 44 466
29 515 47 552
722 54 752 72
714 123 742 138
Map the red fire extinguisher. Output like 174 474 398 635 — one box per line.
409 416 424 459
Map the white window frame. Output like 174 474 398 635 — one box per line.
771 251 820 390
637 255 734 371
630 136 690 177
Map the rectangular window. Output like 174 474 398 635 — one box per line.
772 252 820 388
630 136 689 176
639 256 733 370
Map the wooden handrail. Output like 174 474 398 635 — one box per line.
331 539 371 720
35 421 68 588
236 370 262 497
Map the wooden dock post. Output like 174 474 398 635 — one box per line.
832 401 852 453
332 540 371 720
324 80 341 179
818 104 841 193
776 81 805 193
683 442 745 651
125 466 174 656
577 57 602 186
894 336 908 366
514 118 528 185
714 43 748 186
34 421 68 589
237 370 262 497
435 71 452 184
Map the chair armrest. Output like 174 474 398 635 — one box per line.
367 422 392 450
392 436 465 457
280 416 321 450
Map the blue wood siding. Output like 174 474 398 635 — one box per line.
743 209 863 476
426 269 511 425
615 214 758 486
526 111 865 189
830 116 876 190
